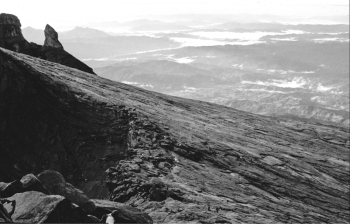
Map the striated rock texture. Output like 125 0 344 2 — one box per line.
0 48 349 223
43 24 63 49
0 13 95 75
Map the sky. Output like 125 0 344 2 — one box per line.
1 0 349 29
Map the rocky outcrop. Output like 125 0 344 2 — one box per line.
1 172 152 223
0 13 28 52
0 48 349 223
43 24 63 49
37 170 96 213
3 191 90 223
0 174 49 198
0 13 95 74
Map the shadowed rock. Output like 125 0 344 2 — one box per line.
0 174 49 198
0 13 28 52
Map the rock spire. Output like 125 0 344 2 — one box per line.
44 24 63 49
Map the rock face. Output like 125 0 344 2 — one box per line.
0 48 349 223
37 170 96 213
0 13 95 74
3 191 89 223
43 24 63 49
0 13 28 52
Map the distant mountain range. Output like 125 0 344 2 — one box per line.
22 26 180 59
22 20 349 127
95 40 349 127
22 26 112 44
213 22 350 32
86 19 193 31
22 26 45 44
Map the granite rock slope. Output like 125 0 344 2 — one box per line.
0 13 95 75
0 47 349 223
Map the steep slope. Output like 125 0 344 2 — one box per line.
0 48 349 223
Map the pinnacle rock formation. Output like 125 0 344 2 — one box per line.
0 13 95 75
44 24 63 49
0 47 349 223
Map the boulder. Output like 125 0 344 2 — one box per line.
37 170 96 213
36 170 66 194
91 199 153 224
0 174 49 198
3 191 90 223
20 174 50 195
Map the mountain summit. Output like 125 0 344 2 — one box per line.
0 47 349 223
0 13 95 75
